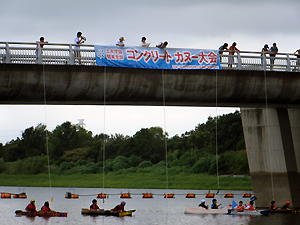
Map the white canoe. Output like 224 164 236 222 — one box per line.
184 206 230 214
228 209 270 216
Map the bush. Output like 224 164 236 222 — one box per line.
0 157 5 173
60 161 75 171
82 162 98 174
138 161 153 168
191 156 212 174
75 159 88 167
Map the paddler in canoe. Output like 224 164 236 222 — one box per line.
270 200 280 210
90 199 102 211
40 201 55 212
282 201 292 210
112 201 126 212
25 199 37 212
233 201 245 212
211 199 222 209
198 199 208 209
244 200 255 211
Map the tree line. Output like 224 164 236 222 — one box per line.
0 110 249 175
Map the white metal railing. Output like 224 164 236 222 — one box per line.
0 42 299 72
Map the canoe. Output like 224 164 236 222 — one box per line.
184 206 230 214
270 209 300 214
15 210 67 217
81 208 135 217
227 209 270 216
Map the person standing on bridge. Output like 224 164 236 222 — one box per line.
261 44 269 66
116 37 125 47
293 49 300 72
73 31 86 65
270 43 278 70
35 37 48 59
140 37 150 47
218 43 228 62
228 42 240 68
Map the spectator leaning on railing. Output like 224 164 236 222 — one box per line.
270 43 278 70
228 42 240 68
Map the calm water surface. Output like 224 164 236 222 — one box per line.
0 186 299 225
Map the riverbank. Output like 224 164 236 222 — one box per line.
0 173 252 190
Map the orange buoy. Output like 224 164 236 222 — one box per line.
164 193 175 198
1 193 11 198
97 193 107 198
242 193 252 198
13 193 27 198
205 193 215 198
185 193 196 198
224 193 234 198
120 193 131 198
65 192 79 199
142 193 153 198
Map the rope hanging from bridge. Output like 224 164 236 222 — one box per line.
42 64 53 202
264 70 275 200
102 66 107 205
215 70 220 191
162 69 168 191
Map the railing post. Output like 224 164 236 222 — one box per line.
37 43 42 64
237 52 241 70
262 53 266 71
5 42 11 63
286 54 290 72
69 44 74 65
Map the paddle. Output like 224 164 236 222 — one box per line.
231 201 237 210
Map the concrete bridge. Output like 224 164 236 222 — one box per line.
1 42 300 208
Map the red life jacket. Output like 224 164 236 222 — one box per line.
25 203 36 212
247 205 255 211
236 205 244 211
90 204 99 210
41 206 51 211
113 204 124 212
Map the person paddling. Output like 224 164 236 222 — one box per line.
25 199 37 212
90 199 100 211
41 201 54 212
112 201 126 212
234 201 245 212
211 199 222 209
282 201 292 210
270 200 280 210
245 200 255 211
198 199 208 209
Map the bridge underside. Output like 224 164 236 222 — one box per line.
1 63 300 208
241 108 300 208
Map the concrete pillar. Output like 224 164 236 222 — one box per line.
241 108 300 208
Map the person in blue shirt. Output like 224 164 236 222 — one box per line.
211 198 222 209
270 43 278 70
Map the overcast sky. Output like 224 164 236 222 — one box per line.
1 0 299 144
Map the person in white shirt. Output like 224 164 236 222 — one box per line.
116 37 125 47
73 31 86 64
140 37 150 47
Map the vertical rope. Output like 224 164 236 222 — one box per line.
162 69 168 190
215 70 220 190
43 64 52 201
103 67 106 194
264 70 275 200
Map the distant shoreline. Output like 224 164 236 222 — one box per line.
0 173 252 190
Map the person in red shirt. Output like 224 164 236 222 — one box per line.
245 200 255 211
90 199 100 211
25 199 37 212
282 201 292 210
41 201 53 211
234 201 244 212
270 200 280 210
228 42 240 68
112 201 126 212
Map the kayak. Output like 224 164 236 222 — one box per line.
184 206 230 214
15 210 67 217
81 208 135 217
227 209 270 216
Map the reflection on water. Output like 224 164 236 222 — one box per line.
0 186 299 225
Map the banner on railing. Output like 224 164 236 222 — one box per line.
94 45 221 70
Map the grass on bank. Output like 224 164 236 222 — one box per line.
0 173 252 190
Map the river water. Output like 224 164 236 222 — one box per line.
0 186 299 225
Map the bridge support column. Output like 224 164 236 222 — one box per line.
241 108 300 208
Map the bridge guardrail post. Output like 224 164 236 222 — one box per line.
262 53 266 71
37 43 42 64
5 42 11 63
69 44 74 65
286 54 290 72
237 52 241 70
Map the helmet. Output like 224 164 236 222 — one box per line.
30 199 35 203
286 201 290 204
121 201 126 205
